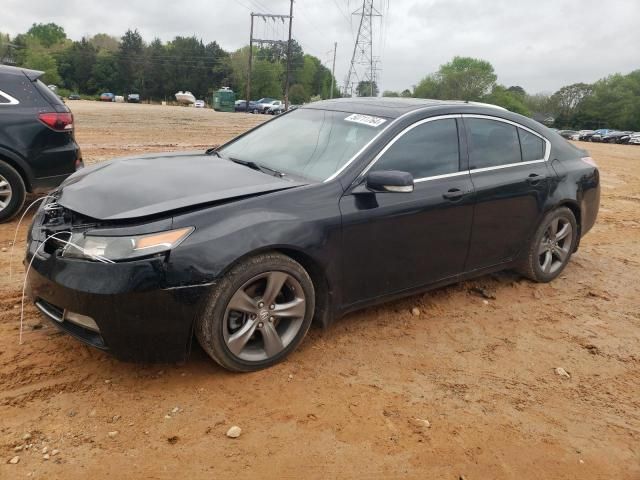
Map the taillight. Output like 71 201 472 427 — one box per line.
581 156 598 168
38 112 74 132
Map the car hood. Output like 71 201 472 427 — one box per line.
57 151 307 221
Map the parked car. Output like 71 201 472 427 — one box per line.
255 98 281 114
629 133 640 145
100 92 115 102
68 93 81 100
0 65 83 222
194 100 205 108
127 93 140 103
266 103 286 115
557 130 577 140
235 100 259 113
26 98 600 371
602 131 633 144
590 129 613 142
578 130 595 141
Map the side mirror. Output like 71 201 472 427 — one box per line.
365 170 414 193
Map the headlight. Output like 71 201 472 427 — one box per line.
62 227 194 261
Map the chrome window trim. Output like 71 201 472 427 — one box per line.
327 110 552 184
355 114 462 182
0 89 20 106
462 114 551 165
414 170 470 183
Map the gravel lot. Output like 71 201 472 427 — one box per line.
1 101 638 479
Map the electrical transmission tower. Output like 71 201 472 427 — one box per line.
344 0 381 97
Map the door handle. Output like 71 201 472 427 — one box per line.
443 188 465 201
527 173 543 185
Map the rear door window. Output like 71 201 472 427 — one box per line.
371 118 460 179
466 118 521 169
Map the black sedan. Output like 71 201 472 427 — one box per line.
26 98 600 371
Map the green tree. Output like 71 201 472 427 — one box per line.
90 50 119 92
401 89 412 97
252 59 284 99
507 85 526 97
57 38 98 92
550 83 593 127
26 23 66 48
22 39 61 84
89 33 119 52
413 75 442 99
485 85 530 116
118 29 145 93
289 83 309 104
382 90 399 97
356 80 378 97
415 56 496 101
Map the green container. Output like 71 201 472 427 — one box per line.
213 87 236 112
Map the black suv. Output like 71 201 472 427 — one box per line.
0 65 82 222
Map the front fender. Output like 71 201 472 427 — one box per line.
166 182 344 301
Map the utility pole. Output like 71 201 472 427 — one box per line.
284 0 294 110
344 0 381 97
246 13 254 111
330 42 337 99
246 8 293 110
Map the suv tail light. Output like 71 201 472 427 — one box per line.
38 112 74 132
581 156 597 168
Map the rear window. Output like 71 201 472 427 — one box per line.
34 79 65 107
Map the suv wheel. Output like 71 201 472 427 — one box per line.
518 207 578 283
196 252 315 372
0 162 26 222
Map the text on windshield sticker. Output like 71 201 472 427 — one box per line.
344 114 387 127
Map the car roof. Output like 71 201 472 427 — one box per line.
302 97 571 142
303 97 508 119
0 64 44 81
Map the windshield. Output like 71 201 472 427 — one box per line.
219 108 388 181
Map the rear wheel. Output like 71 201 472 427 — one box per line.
0 162 26 223
195 252 315 372
518 207 577 283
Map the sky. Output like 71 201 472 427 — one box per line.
2 0 639 95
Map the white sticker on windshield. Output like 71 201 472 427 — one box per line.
344 113 387 127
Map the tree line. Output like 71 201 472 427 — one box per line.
0 23 339 104
2 25 638 129
383 56 640 131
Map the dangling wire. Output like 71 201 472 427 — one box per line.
9 195 54 280
19 232 114 345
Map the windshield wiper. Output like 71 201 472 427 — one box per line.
205 146 222 156
229 157 285 178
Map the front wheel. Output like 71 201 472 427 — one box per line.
195 252 315 372
517 207 578 283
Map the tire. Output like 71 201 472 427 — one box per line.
195 252 315 372
517 207 578 283
0 161 27 223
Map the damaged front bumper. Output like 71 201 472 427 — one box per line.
25 212 210 362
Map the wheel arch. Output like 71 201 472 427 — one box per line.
553 200 582 250
215 245 333 328
0 148 32 192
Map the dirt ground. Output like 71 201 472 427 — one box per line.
1 101 638 479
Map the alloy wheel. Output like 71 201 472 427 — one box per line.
0 174 12 212
223 271 306 362
538 216 573 275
